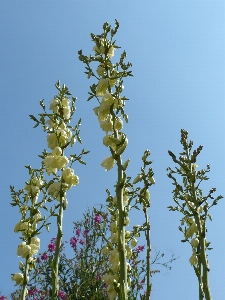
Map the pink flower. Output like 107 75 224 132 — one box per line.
58 290 67 300
28 289 35 296
41 253 49 260
79 239 84 245
76 229 81 236
136 245 145 253
28 287 39 296
48 243 56 252
83 229 89 237
94 214 101 224
70 237 78 249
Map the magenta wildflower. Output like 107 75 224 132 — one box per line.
136 245 145 253
94 214 101 224
58 290 67 300
83 229 89 237
76 228 81 236
0 296 6 300
48 242 56 252
70 237 78 249
79 239 84 245
28 289 35 296
41 252 49 260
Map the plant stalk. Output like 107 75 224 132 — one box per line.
117 156 127 300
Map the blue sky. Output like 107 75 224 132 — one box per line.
1 1 225 299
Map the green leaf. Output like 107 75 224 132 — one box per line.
208 214 212 221
78 159 86 165
82 150 90 155
40 99 45 111
29 114 38 122
77 136 82 143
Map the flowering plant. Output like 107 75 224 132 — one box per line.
9 207 175 300
2 20 221 300
167 129 223 300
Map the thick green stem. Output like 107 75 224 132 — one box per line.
187 149 211 300
51 196 63 299
117 156 127 300
144 208 151 300
21 257 29 300
197 253 204 300
21 204 35 300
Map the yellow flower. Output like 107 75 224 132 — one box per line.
101 156 115 171
96 79 108 96
11 273 24 286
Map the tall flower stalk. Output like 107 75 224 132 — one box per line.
11 168 44 299
79 20 132 300
11 81 89 300
79 21 156 300
167 129 223 300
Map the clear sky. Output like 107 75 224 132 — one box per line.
1 1 225 299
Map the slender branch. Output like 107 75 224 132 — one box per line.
144 207 151 300
51 186 64 299
117 156 127 300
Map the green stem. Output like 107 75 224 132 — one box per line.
51 193 64 299
117 156 127 300
21 202 35 300
21 257 29 300
144 207 151 300
197 256 204 300
187 149 211 300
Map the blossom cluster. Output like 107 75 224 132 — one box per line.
11 85 80 294
90 35 129 172
11 173 44 288
44 95 79 204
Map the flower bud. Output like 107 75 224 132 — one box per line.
124 217 130 226
197 205 203 214
140 188 150 206
19 261 24 271
122 159 130 170
149 177 155 184
191 238 199 248
189 251 198 266
133 174 142 184
116 138 128 156
107 46 114 58
102 246 109 256
114 118 123 131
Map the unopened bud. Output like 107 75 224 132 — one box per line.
122 159 130 170
142 150 150 161
133 175 142 184
149 177 155 184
